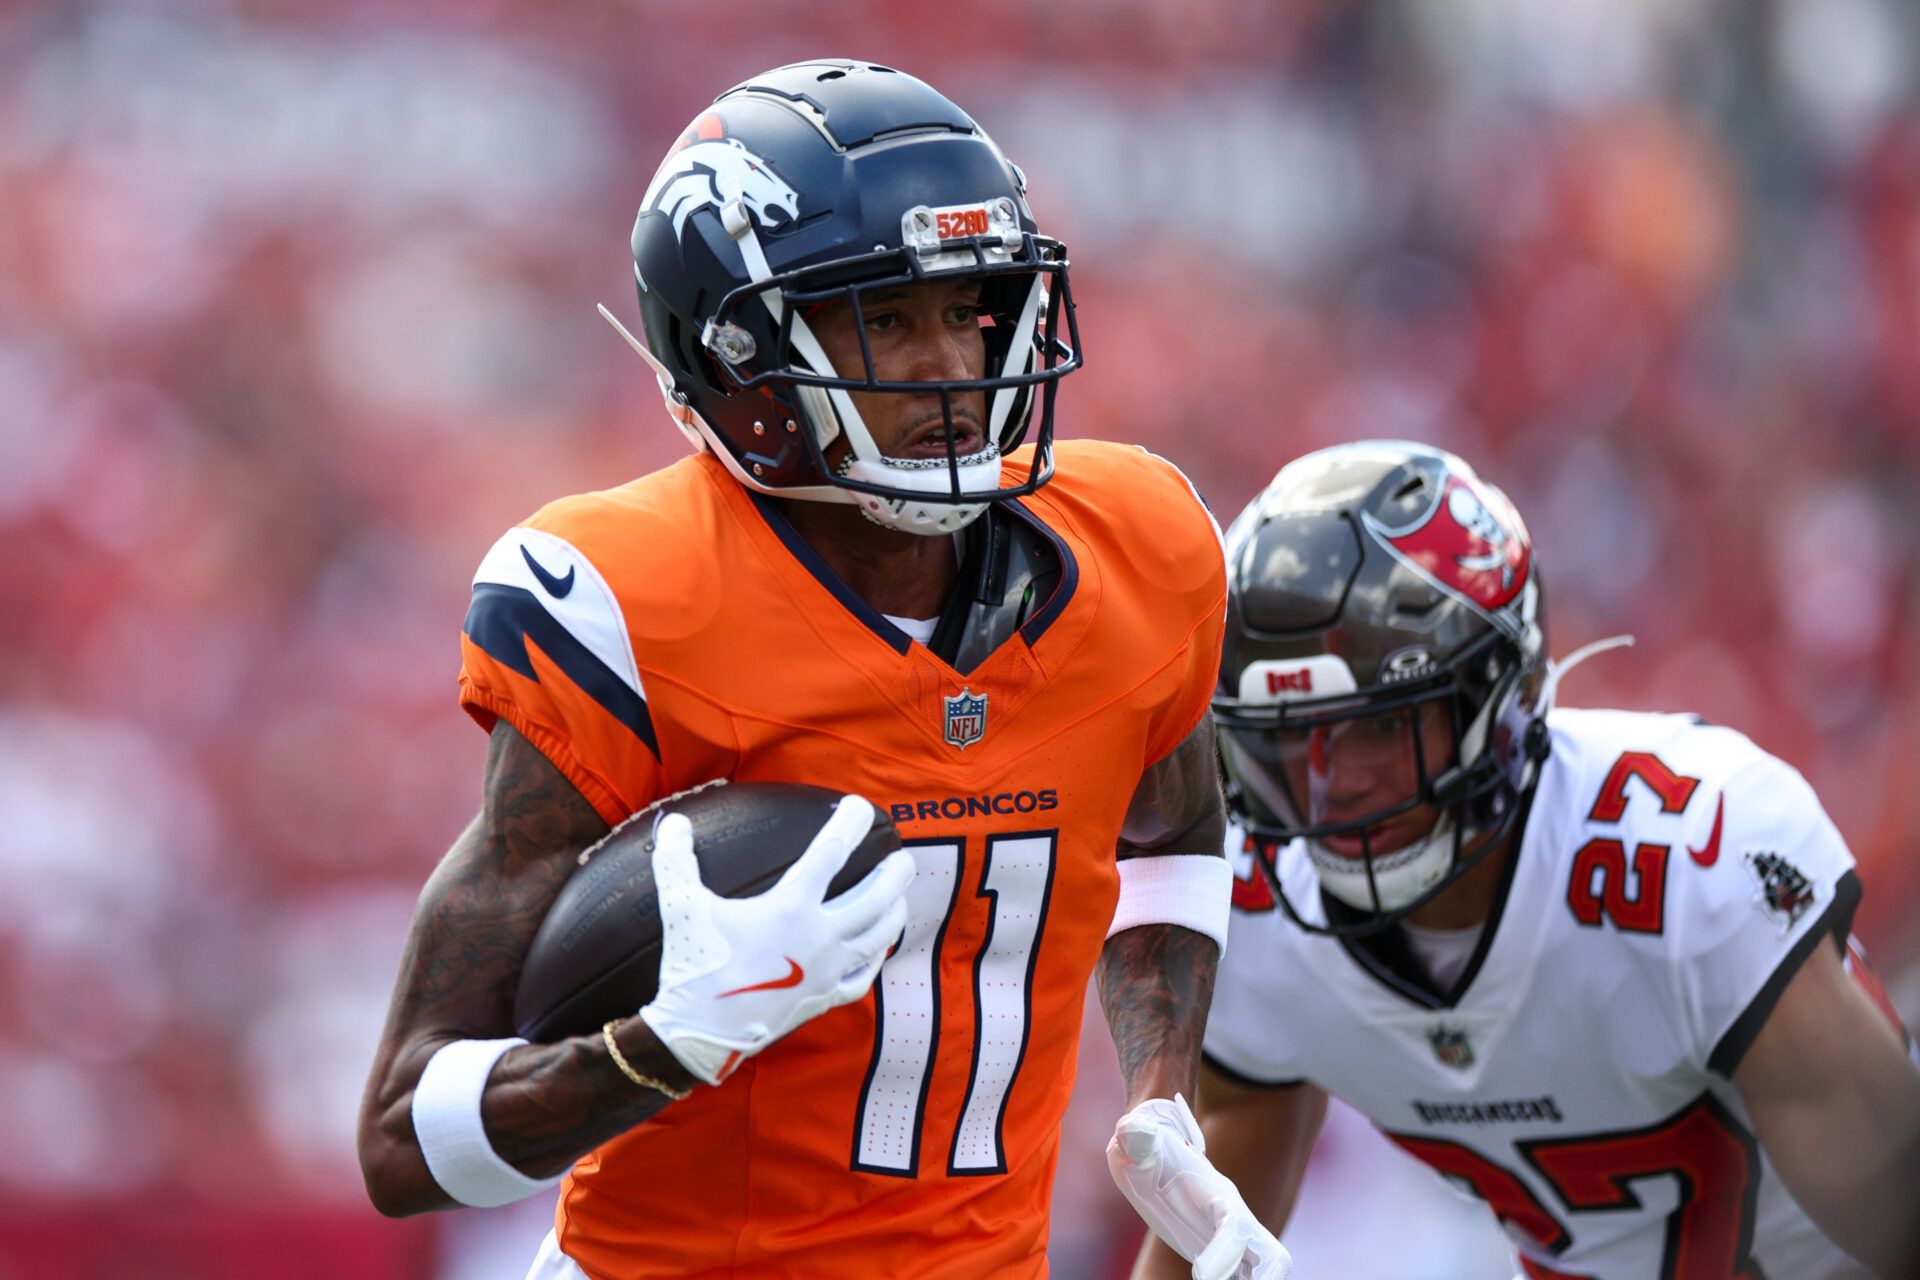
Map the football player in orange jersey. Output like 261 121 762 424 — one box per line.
357 59 1286 1279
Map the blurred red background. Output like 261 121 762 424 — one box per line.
2 2 1916 1276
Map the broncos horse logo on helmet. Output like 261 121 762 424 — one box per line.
643 135 802 239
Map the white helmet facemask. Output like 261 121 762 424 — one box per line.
783 264 1047 537
612 193 1064 535
602 288 1023 536
791 368 1003 535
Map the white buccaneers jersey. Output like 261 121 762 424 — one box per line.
1207 708 1897 1280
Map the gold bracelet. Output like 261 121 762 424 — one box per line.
602 1018 692 1101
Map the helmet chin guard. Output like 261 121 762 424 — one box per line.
1305 816 1459 914
839 443 1004 534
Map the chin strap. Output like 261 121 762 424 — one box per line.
1539 634 1634 715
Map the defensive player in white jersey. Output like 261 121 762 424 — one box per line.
1132 441 1920 1280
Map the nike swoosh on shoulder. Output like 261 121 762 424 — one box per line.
1688 794 1725 867
520 544 576 598
718 958 805 998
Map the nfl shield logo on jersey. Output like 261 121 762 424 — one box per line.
943 688 988 750
1429 1024 1475 1070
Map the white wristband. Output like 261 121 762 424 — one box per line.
411 1038 564 1208
1107 855 1233 951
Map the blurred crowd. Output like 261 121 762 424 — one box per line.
1 1 1915 1276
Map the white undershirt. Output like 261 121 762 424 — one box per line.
1400 919 1485 992
880 535 962 649
885 614 938 646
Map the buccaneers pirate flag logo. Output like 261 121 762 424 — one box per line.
1362 472 1532 617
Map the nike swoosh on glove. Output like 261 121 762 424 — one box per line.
1108 1094 1293 1280
639 797 914 1086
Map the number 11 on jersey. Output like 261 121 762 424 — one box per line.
851 832 1059 1177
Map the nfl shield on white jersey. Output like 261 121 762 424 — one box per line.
1208 709 1875 1280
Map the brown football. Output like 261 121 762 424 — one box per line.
512 782 900 1042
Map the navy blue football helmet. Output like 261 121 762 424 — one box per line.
605 59 1080 535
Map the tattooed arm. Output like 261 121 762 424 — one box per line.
356 721 697 1217
1100 715 1290 1275
1097 710 1229 1107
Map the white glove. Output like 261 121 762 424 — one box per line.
638 797 914 1085
1108 1094 1292 1280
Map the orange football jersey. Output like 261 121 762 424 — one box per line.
458 440 1226 1279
